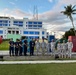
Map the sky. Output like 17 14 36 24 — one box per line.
0 0 76 38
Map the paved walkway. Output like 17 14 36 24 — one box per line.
0 60 76 64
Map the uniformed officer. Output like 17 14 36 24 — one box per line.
29 38 35 56
35 38 40 55
67 39 73 58
57 41 61 58
41 38 46 56
23 38 28 56
9 38 14 56
62 40 67 58
46 41 50 55
50 39 56 56
19 39 23 56
15 39 19 56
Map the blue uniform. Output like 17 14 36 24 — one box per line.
15 42 19 56
29 40 35 56
19 41 23 56
23 39 27 56
9 41 14 56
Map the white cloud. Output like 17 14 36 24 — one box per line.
9 2 15 5
0 8 33 19
48 0 53 3
38 0 76 34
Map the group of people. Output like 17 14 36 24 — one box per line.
9 38 73 58
9 38 36 56
57 39 73 58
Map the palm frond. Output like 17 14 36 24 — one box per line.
72 13 76 14
72 5 76 9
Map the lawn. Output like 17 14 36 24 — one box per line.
0 63 76 75
0 41 9 50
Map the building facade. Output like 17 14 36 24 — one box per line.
0 16 47 39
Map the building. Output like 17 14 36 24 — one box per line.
0 16 47 40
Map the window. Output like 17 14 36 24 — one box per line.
38 25 42 27
42 36 44 39
29 31 34 34
19 21 23 23
42 31 44 35
28 25 32 27
0 20 2 22
33 22 37 24
14 21 18 23
0 24 2 26
35 36 39 39
0 30 3 34
23 31 28 34
16 31 18 34
38 22 42 24
28 21 32 24
35 32 39 34
33 25 37 27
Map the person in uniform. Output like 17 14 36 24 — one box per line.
46 41 50 55
41 38 46 56
57 41 61 58
19 39 23 56
29 38 35 56
62 40 67 58
9 38 14 56
15 39 19 56
35 38 40 55
67 39 73 58
50 39 56 56
23 38 28 56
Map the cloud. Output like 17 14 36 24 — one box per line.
48 0 53 3
9 2 15 5
0 8 33 19
38 0 76 33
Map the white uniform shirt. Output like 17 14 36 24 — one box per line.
67 42 73 49
51 42 55 49
35 42 40 48
41 42 46 48
62 43 67 50
57 43 61 50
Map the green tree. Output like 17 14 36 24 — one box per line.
63 28 75 39
61 4 76 35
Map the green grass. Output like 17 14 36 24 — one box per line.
0 63 76 75
0 41 9 50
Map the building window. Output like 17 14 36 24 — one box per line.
35 32 39 35
0 30 3 34
33 22 37 24
29 31 34 34
12 31 15 34
42 31 44 35
28 21 32 24
8 31 11 34
33 25 37 27
38 22 42 24
19 21 23 23
38 25 42 27
23 31 28 34
42 36 44 39
16 31 19 34
14 21 18 23
28 25 32 27
0 24 2 26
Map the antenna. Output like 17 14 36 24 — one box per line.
33 5 38 20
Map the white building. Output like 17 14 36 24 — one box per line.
0 16 47 39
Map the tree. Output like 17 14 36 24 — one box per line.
61 4 76 35
63 28 75 39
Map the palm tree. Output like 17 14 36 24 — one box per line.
61 4 76 36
